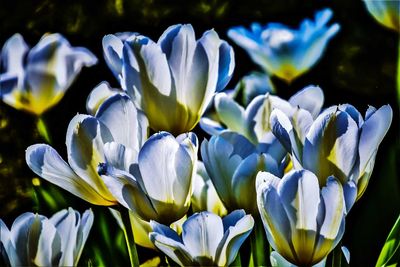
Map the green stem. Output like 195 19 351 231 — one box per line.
397 37 400 111
250 219 269 267
120 207 140 267
36 116 52 144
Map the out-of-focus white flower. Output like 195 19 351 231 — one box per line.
0 33 97 115
364 1 400 32
0 208 93 266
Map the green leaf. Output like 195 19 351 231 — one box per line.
376 214 400 267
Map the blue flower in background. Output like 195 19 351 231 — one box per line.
0 33 97 115
364 0 400 32
149 210 254 266
228 8 340 82
0 208 93 266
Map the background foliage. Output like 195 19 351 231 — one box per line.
0 0 399 266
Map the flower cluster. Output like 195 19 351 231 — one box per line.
0 6 394 267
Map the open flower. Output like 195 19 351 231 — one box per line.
201 131 283 214
149 210 254 266
98 131 198 225
26 93 149 206
0 33 97 115
102 24 235 134
200 85 324 159
270 104 392 210
364 1 400 32
228 8 340 82
257 170 345 266
0 208 93 266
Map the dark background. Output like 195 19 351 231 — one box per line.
0 0 399 266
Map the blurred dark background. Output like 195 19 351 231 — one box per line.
0 0 399 266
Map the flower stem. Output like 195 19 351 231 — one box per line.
119 207 140 267
250 219 269 267
36 116 52 144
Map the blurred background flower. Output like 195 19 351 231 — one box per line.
364 0 400 32
0 208 93 266
0 33 97 116
228 8 340 82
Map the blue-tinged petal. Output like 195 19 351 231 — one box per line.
181 212 224 260
215 213 254 266
338 104 364 127
138 132 193 207
86 81 121 115
158 24 183 56
221 209 246 231
270 251 297 267
357 105 392 179
365 105 377 120
237 72 274 105
277 170 320 261
256 176 293 260
103 142 137 172
231 153 266 214
26 144 115 205
291 107 314 146
199 117 225 136
65 114 115 202
288 85 324 118
1 33 28 77
343 180 357 213
96 93 149 152
319 177 345 240
227 27 261 51
0 220 19 266
0 73 18 97
33 218 59 266
74 209 94 264
103 34 125 78
214 93 246 134
49 208 77 266
364 1 400 32
149 232 193 266
216 41 235 92
270 109 302 162
99 164 159 221
150 221 182 243
303 110 359 184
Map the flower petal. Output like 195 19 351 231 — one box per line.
181 212 224 260
86 81 121 115
288 85 324 118
26 144 114 205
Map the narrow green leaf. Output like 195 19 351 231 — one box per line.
376 214 400 267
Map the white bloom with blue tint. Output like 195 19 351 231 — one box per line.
201 85 324 159
270 104 392 210
201 131 284 214
0 33 97 115
0 208 93 266
26 94 149 206
102 24 235 134
228 9 340 82
364 0 400 32
149 210 254 266
98 131 198 225
257 170 345 266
